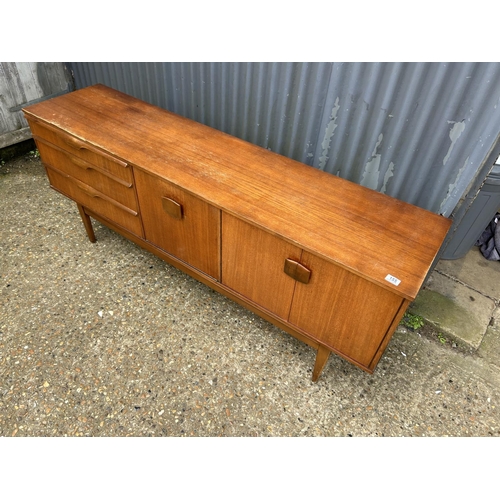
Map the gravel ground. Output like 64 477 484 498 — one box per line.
1 153 500 438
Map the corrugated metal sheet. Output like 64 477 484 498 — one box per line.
67 62 500 218
0 62 72 148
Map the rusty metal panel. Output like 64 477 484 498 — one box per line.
66 62 500 217
0 62 72 148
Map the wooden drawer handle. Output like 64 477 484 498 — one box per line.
162 197 183 219
72 177 138 216
62 134 92 151
284 258 311 284
64 151 133 188
70 155 92 169
61 135 128 168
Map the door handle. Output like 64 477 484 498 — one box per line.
162 197 183 219
284 258 311 284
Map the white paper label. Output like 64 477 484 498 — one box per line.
385 274 401 286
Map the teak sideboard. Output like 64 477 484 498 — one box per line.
23 84 451 382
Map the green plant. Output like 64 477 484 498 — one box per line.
401 312 425 331
437 332 447 344
28 149 40 159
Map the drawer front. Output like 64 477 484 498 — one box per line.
46 165 143 237
36 139 137 211
28 118 133 184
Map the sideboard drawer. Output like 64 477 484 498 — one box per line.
36 140 137 211
28 119 133 184
46 165 143 237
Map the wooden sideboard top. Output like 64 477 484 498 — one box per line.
23 84 451 300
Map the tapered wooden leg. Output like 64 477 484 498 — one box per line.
77 203 96 243
312 345 330 382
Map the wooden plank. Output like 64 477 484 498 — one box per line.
1 63 71 147
0 127 32 148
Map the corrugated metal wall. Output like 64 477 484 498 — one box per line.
66 62 500 219
0 62 72 148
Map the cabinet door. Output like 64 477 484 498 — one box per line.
288 252 404 368
222 214 302 319
135 169 220 280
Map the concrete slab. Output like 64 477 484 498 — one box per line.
478 306 500 369
436 246 500 301
410 272 495 350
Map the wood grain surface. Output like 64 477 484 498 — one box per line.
23 84 452 300
134 168 221 279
